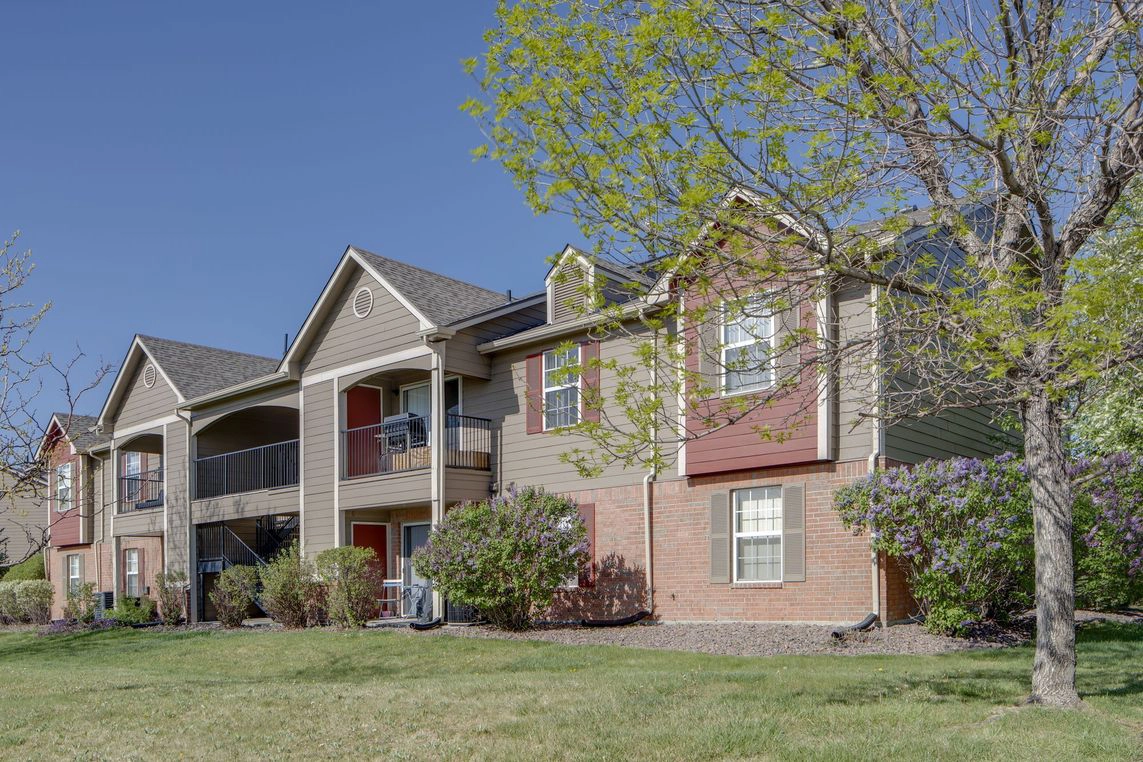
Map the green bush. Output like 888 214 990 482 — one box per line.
63 582 97 623
0 580 54 624
2 553 45 581
154 570 188 626
315 545 380 628
413 486 589 630
107 595 157 626
259 541 321 628
211 565 259 628
1075 493 1143 609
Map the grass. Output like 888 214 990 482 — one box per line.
0 624 1140 760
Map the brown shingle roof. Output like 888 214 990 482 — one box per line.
137 335 280 400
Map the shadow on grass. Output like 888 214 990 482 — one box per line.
0 626 216 661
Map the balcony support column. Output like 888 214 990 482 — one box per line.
428 340 447 618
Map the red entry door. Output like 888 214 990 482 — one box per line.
352 523 388 578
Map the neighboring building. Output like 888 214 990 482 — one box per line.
0 471 47 572
44 216 1008 624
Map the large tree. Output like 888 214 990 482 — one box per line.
469 0 1143 706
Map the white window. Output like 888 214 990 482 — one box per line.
67 554 82 594
55 463 73 512
721 294 774 395
733 486 782 582
125 549 140 598
543 346 580 430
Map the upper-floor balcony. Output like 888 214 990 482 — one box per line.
194 439 299 499
340 413 491 480
117 432 164 514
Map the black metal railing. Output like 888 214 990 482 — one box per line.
197 523 266 569
194 440 299 500
256 514 300 560
340 414 491 479
119 469 164 513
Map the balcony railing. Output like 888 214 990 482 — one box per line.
119 468 164 513
194 440 299 500
341 414 491 479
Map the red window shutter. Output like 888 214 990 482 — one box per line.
580 340 600 423
525 352 543 434
577 502 596 588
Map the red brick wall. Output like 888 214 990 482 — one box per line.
551 460 905 624
45 537 164 620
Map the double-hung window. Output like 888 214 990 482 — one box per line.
67 554 82 595
55 463 73 512
733 486 782 582
543 346 580 429
721 294 775 395
124 549 140 598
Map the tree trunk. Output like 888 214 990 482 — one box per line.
1021 391 1082 707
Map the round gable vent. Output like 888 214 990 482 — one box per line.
142 363 157 389
352 287 374 319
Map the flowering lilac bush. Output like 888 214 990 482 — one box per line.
413 486 589 630
836 451 1143 635
1073 453 1143 609
835 453 1035 635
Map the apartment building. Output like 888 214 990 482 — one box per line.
42 222 1008 624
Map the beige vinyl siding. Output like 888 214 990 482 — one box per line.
301 381 335 554
112 507 163 537
192 486 300 524
468 325 673 494
836 282 878 463
886 409 1013 463
447 304 547 380
550 261 586 322
165 422 190 574
99 454 113 541
190 384 299 432
301 268 423 376
339 471 432 512
114 359 180 430
446 468 494 504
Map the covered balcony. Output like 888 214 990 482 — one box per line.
339 373 491 481
118 433 164 514
193 406 299 501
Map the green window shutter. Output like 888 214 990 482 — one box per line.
709 492 731 583
782 484 806 582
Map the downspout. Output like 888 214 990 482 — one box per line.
868 282 884 623
642 322 660 614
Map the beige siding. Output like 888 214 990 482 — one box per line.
190 384 299 432
339 471 432 511
447 304 547 380
551 261 586 322
113 508 163 537
164 421 190 574
886 409 1013 463
446 469 493 503
114 358 179 430
301 381 336 554
301 268 422 376
468 325 670 494
836 283 877 463
192 486 300 524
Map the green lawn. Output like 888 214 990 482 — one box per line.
0 624 1139 761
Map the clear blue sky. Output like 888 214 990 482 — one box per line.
0 3 580 421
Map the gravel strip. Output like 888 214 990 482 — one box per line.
406 620 1023 657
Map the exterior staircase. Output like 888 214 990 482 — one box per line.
197 517 296 618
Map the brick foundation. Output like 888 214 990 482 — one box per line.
46 535 165 619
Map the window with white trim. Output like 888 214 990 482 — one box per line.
55 463 73 512
124 549 140 598
721 294 774 395
67 554 82 594
543 346 580 429
733 486 782 582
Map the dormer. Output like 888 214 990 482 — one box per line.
545 245 595 324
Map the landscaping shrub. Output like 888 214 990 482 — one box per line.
413 486 589 630
259 541 321 628
210 565 259 628
154 570 188 626
0 579 52 624
315 545 380 628
2 552 45 581
835 453 1035 635
1073 453 1143 609
106 595 157 626
62 582 97 623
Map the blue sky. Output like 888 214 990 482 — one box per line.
0 3 579 421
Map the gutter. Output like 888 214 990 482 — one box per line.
867 280 885 622
476 297 665 354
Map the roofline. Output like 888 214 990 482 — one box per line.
97 336 186 427
36 413 105 459
277 246 436 373
476 298 662 354
177 370 294 411
447 291 546 331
